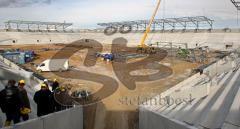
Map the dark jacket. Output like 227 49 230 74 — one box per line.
33 89 52 117
0 85 22 113
18 87 31 109
49 91 70 112
51 81 59 91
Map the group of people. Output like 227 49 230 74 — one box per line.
34 79 64 117
0 78 63 127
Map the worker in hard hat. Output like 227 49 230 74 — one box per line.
50 85 68 112
33 83 52 117
18 80 31 121
0 80 21 126
43 79 49 88
51 79 59 91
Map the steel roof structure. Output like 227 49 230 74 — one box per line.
231 0 240 10
98 16 214 31
4 20 73 31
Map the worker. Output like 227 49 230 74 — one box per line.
49 79 61 112
18 80 31 121
0 80 21 126
33 83 52 117
50 86 68 112
51 79 59 91
43 79 49 87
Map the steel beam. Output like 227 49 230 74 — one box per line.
4 20 73 31
98 16 214 31
231 0 240 10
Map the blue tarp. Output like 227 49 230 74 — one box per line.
2 51 35 64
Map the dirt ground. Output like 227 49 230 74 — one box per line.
1 43 203 129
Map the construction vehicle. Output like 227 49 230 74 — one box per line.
36 59 69 72
137 0 162 54
177 48 190 59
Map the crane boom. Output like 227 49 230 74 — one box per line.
139 0 162 48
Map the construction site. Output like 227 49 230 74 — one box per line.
0 0 240 129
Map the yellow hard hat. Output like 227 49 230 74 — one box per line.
41 83 47 88
54 79 57 82
56 86 65 92
19 80 25 84
60 87 66 92
20 108 31 115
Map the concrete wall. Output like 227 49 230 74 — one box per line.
2 106 83 129
0 55 42 89
139 54 238 129
0 31 240 50
139 107 197 129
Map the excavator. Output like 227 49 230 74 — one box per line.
137 0 162 54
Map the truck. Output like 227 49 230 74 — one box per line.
36 59 69 72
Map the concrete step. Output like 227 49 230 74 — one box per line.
147 95 166 111
222 123 240 129
174 98 203 121
167 102 187 118
156 104 171 113
216 72 228 84
151 104 166 112
223 83 240 128
150 96 180 113
182 71 234 125
144 95 160 109
211 72 228 88
170 83 208 101
148 75 205 112
200 69 240 129
163 102 184 116
161 103 179 115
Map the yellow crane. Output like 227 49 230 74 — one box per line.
138 0 162 53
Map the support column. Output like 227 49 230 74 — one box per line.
17 24 19 30
152 23 156 31
162 22 165 31
196 21 199 30
7 23 11 30
38 24 40 32
144 23 147 31
184 22 187 30
28 24 30 31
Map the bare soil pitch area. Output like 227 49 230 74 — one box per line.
1 41 202 129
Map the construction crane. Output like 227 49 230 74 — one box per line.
137 0 162 53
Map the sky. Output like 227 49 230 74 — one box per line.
0 0 239 29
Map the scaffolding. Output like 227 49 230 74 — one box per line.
98 16 214 31
4 20 73 31
231 0 240 10
230 0 240 27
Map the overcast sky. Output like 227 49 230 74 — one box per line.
0 0 239 29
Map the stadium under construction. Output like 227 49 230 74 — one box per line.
0 0 240 129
